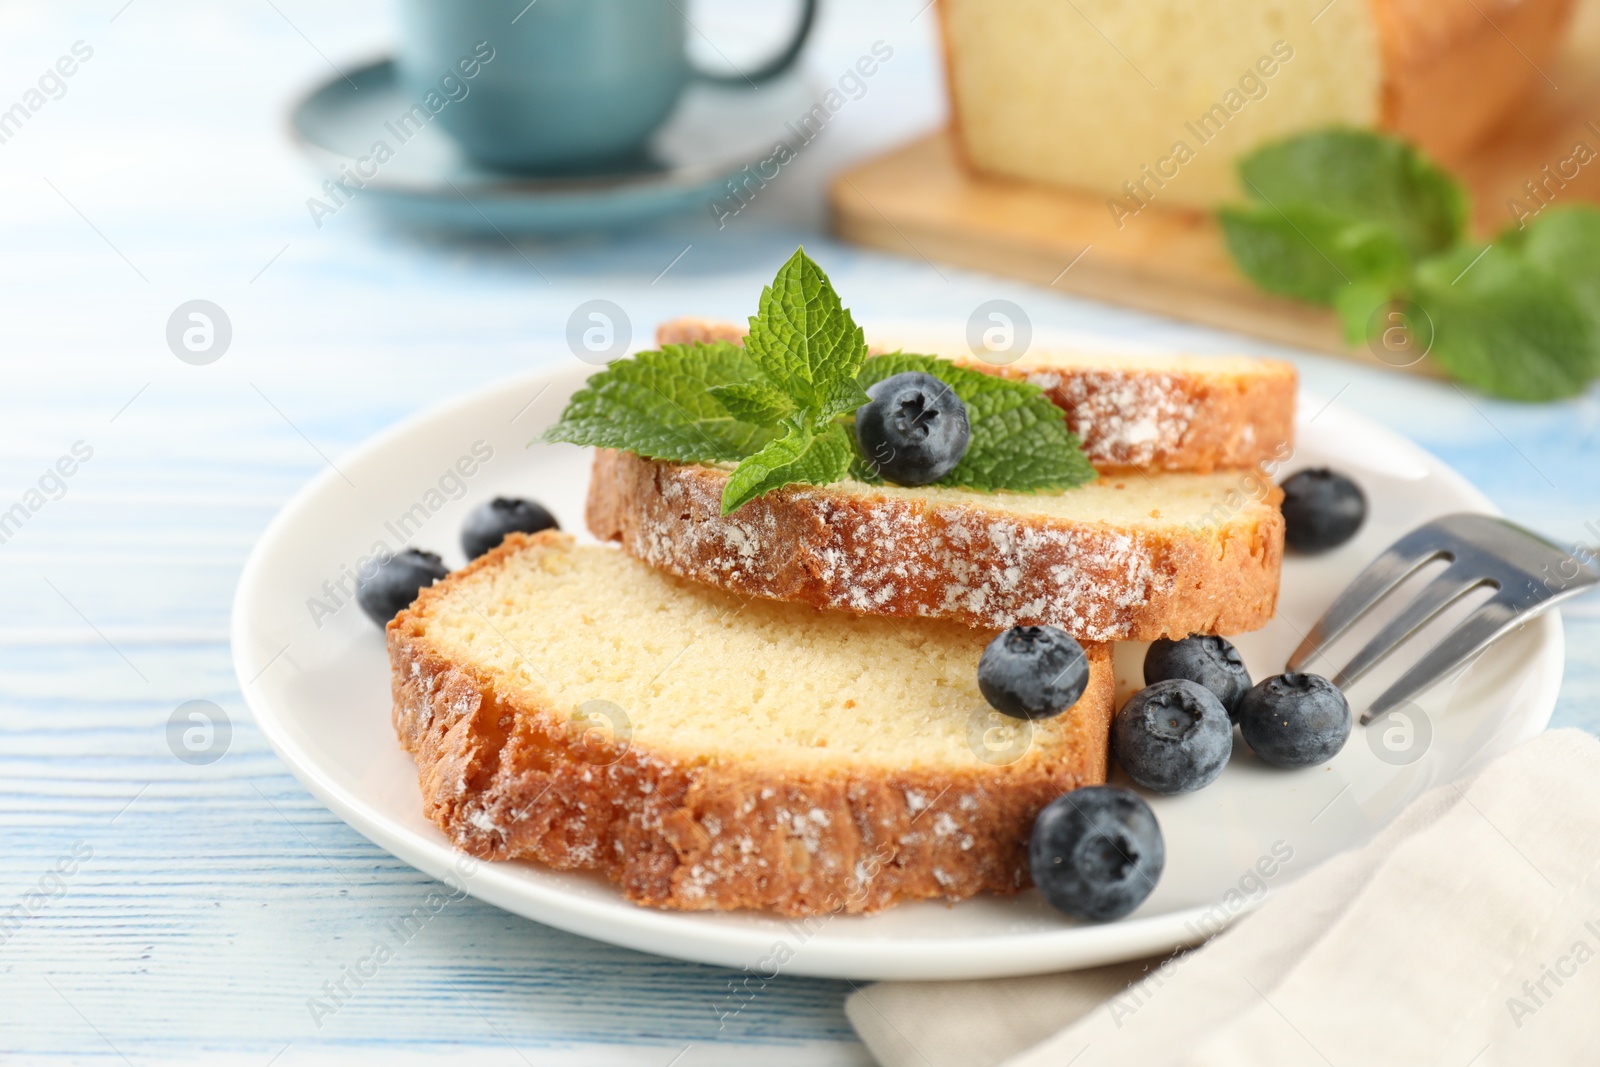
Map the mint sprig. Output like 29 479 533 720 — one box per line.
1220 128 1600 402
542 247 1096 513
856 353 1096 492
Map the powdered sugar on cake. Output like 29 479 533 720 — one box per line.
1028 369 1195 469
611 458 1168 640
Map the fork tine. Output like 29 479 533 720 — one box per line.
1286 528 1452 672
1361 599 1521 724
1328 569 1494 689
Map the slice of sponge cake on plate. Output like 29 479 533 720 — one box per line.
389 532 1117 916
588 448 1284 641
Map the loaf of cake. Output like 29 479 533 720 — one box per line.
937 0 1574 210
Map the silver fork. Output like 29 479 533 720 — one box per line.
1287 513 1600 725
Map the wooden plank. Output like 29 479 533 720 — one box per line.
829 0 1600 371
832 133 1361 360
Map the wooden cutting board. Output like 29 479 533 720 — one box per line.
829 3 1600 370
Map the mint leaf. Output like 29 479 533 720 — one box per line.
722 421 853 514
546 248 1099 511
1219 203 1409 306
1334 278 1395 347
1504 206 1600 376
1236 128 1467 258
707 381 796 425
859 354 1097 492
744 247 871 421
541 342 778 461
1410 244 1594 401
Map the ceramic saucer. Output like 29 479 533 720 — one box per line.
289 59 818 233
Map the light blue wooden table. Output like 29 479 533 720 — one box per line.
3 1 1596 1063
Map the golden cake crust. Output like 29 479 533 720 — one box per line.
1376 0 1575 163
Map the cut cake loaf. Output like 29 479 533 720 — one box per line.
388 532 1116 916
588 449 1284 642
655 316 1295 473
936 0 1574 208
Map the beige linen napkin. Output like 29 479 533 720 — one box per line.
847 729 1600 1067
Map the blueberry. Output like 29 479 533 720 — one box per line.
1030 785 1165 922
855 371 970 486
978 625 1090 720
1237 672 1351 768
355 548 448 626
1144 635 1252 721
1280 469 1366 553
1112 679 1232 795
461 497 559 560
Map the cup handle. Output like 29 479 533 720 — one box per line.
691 0 818 85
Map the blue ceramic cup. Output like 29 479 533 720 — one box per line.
396 0 816 172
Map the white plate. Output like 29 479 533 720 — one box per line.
231 331 1562 981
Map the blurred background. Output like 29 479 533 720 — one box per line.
2 0 1597 1062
